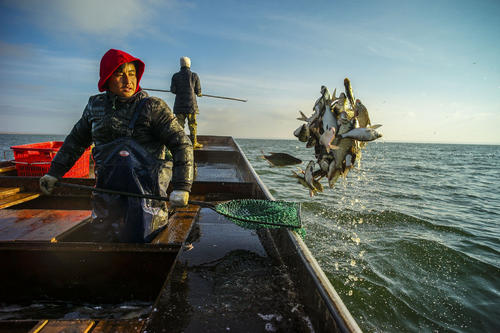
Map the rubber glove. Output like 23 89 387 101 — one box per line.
39 174 58 195
170 190 189 208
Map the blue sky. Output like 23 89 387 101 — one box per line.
0 0 499 144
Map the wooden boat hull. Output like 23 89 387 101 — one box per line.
0 135 361 332
0 241 179 303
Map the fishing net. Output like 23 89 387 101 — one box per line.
55 182 306 235
214 199 302 230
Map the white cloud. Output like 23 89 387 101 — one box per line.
9 0 179 39
0 42 97 90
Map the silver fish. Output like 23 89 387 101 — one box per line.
297 110 308 122
344 78 356 109
330 88 337 102
319 127 337 153
332 135 354 172
313 96 324 114
327 160 341 188
298 110 321 125
312 177 324 193
261 152 302 166
292 170 313 191
339 126 382 142
332 112 355 147
333 92 347 114
293 123 310 142
320 85 331 101
354 99 371 128
318 156 331 172
292 169 317 196
344 153 354 176
313 86 330 116
322 104 338 133
307 126 320 148
305 161 317 197
345 153 353 168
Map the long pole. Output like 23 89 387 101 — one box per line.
54 182 299 228
143 88 247 102
55 182 211 207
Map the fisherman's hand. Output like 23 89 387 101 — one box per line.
197 93 202 97
170 190 189 208
39 174 58 195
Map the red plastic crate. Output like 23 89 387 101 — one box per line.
10 141 91 178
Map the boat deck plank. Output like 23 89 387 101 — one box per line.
0 165 16 174
152 195 204 245
0 209 91 241
91 319 144 332
0 187 22 198
0 192 40 209
30 319 95 333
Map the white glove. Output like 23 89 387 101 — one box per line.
170 190 189 208
39 174 58 195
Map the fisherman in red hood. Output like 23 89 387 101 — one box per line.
39 49 194 242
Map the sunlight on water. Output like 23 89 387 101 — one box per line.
238 138 500 333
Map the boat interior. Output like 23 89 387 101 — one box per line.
0 136 326 333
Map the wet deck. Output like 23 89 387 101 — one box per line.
195 162 244 182
194 136 245 183
142 137 315 331
146 209 313 332
0 209 91 241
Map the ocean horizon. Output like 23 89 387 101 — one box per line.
1 132 499 146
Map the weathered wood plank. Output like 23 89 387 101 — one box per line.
0 187 21 198
28 320 48 333
0 192 40 209
0 209 48 231
0 209 91 241
92 319 145 333
0 165 16 174
152 195 204 245
30 320 95 333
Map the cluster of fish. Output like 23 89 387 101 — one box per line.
290 78 382 196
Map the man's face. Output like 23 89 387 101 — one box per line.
107 62 137 98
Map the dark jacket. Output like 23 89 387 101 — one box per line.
170 67 201 114
48 90 193 192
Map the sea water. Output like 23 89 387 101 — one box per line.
238 139 500 333
1 134 499 332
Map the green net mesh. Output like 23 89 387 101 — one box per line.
214 199 302 230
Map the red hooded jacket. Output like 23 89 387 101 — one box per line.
98 49 145 93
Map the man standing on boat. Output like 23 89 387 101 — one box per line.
39 49 194 243
170 56 203 149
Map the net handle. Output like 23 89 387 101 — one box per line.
53 182 299 228
55 182 214 207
